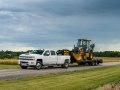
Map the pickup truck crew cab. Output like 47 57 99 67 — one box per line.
18 49 70 70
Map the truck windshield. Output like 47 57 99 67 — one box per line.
30 50 44 55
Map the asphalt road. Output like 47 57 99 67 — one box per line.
0 62 120 80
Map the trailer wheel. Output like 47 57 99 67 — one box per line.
77 62 81 66
36 62 42 70
62 62 69 69
88 62 93 66
93 61 97 66
97 62 100 65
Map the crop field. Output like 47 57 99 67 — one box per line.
0 59 18 65
0 65 120 90
0 59 18 69
95 57 120 62
0 57 120 65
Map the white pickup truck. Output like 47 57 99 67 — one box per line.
18 49 70 70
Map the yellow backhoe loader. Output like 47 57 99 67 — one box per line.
57 39 103 66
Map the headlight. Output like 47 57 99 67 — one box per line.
31 56 35 60
27 56 35 60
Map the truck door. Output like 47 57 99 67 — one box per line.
50 50 57 64
43 50 50 65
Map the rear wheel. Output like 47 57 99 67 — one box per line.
92 61 95 66
97 62 100 65
89 62 93 66
77 62 81 66
36 62 42 70
62 62 69 68
94 61 97 66
20 66 27 69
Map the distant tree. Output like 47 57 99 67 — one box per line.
94 51 120 57
0 50 27 59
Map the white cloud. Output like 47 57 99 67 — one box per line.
0 43 37 51
0 36 9 39
96 41 120 51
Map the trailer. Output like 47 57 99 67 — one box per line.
57 39 103 66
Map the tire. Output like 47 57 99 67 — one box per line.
97 62 99 65
93 61 99 66
93 61 96 66
62 62 69 69
77 62 81 66
90 62 93 66
95 61 98 66
36 62 42 70
20 66 27 69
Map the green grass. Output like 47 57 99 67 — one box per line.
0 66 120 90
0 64 19 69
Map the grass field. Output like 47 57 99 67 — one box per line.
0 57 120 70
0 64 19 69
0 65 120 90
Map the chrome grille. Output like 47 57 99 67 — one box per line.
19 56 34 60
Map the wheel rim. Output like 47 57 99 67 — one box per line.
36 63 41 69
65 63 69 68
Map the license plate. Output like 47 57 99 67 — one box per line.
21 63 27 66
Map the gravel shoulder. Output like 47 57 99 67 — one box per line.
0 62 120 80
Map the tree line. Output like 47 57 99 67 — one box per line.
0 51 26 59
94 51 120 57
0 50 120 59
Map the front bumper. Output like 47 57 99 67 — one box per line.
18 60 36 66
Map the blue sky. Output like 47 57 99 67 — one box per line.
0 0 120 51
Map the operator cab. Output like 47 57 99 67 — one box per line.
77 39 91 47
77 39 91 53
73 39 94 53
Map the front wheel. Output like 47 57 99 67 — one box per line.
20 66 27 69
62 62 69 69
36 62 42 70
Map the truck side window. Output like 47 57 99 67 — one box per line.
44 51 50 56
50 51 56 55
